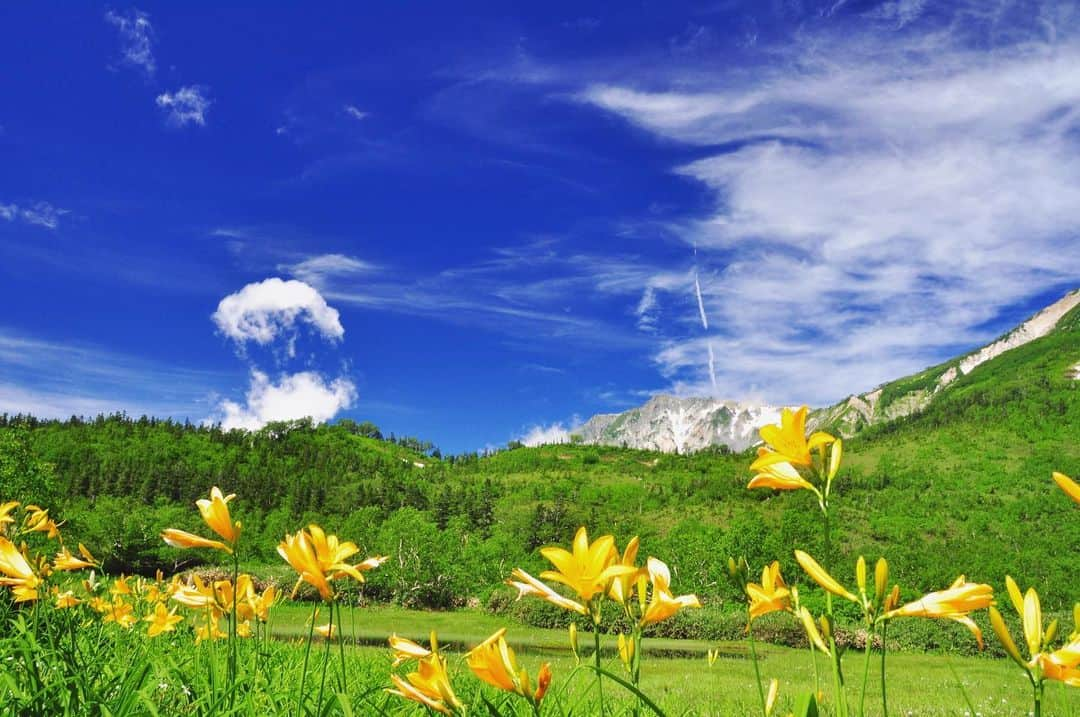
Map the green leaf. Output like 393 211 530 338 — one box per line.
792 691 820 717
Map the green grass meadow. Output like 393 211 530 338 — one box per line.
263 604 1079 716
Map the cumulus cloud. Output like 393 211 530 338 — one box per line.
577 6 1080 404
156 86 211 127
105 8 156 77
212 370 357 431
0 201 68 229
212 277 345 352
517 418 582 447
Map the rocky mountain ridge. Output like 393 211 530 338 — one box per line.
570 289 1080 453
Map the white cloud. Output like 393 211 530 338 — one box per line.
282 253 378 287
212 277 345 351
210 370 356 431
344 105 368 121
105 8 156 77
517 418 581 447
156 86 211 127
0 201 68 229
576 12 1080 404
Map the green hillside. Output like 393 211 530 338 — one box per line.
1 302 1077 651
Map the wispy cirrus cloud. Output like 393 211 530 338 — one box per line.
0 201 69 230
105 8 156 77
156 86 211 127
278 241 670 352
570 0 1080 404
0 328 224 419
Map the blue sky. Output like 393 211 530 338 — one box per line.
2 1 1079 453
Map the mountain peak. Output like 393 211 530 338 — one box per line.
570 289 1079 453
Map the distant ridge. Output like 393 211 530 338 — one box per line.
569 289 1080 453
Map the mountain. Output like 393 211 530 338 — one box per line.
577 396 780 453
572 289 1080 452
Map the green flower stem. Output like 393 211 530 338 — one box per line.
748 617 768 717
593 612 605 715
296 599 318 717
316 599 333 713
337 598 348 693
858 625 874 717
880 622 889 717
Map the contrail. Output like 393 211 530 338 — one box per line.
691 244 718 391
693 271 709 330
707 342 718 390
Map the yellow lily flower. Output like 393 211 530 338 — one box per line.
54 590 81 609
102 598 137 629
794 551 859 603
608 535 643 605
172 575 225 617
992 578 1060 669
756 406 835 468
315 622 336 639
194 616 227 644
798 606 830 654
884 576 993 648
617 633 635 673
539 526 636 603
765 678 780 717
707 648 719 667
23 505 62 539
145 601 184 637
507 568 587 615
640 557 701 626
747 451 816 492
249 584 276 622
1053 472 1080 504
110 575 133 597
390 632 435 666
277 524 387 601
161 528 232 554
0 536 41 602
387 652 463 716
0 501 18 533
746 561 791 620
196 487 241 544
53 544 97 571
467 628 552 706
